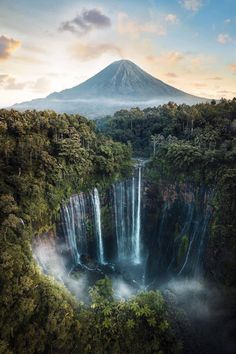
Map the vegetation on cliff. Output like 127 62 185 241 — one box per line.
0 109 180 354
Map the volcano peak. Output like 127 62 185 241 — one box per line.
12 59 208 118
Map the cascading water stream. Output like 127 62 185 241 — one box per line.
133 166 141 264
91 188 105 264
61 194 88 265
112 165 142 264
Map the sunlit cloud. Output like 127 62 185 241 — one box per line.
59 8 111 35
180 0 202 12
229 63 236 74
165 14 179 24
0 35 21 60
217 33 232 44
208 76 222 80
117 12 166 39
191 55 204 66
217 89 236 95
0 74 51 92
146 51 185 66
166 51 184 63
165 72 178 78
192 82 207 88
32 77 51 92
145 51 184 69
0 74 27 89
72 41 122 61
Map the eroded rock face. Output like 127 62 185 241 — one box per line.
142 180 213 286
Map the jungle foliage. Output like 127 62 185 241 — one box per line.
0 109 180 354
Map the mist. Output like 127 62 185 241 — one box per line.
11 95 207 119
33 238 88 301
162 278 236 354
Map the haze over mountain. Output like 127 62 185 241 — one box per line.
12 60 208 118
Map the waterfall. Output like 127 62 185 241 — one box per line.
61 194 88 265
133 167 141 264
131 176 135 249
113 166 142 263
60 162 212 285
61 189 106 265
91 188 105 264
113 182 126 259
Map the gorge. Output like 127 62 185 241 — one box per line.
1 103 235 354
34 160 214 297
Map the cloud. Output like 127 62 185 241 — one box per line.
117 12 166 38
0 75 51 92
191 55 203 66
72 42 122 61
146 51 184 67
224 19 231 24
180 0 202 12
147 51 184 64
165 72 178 78
193 82 207 88
32 77 51 92
165 14 178 24
166 51 184 63
0 35 21 60
217 33 232 44
217 89 236 95
208 76 222 80
0 74 27 90
59 8 111 35
229 63 236 74
146 51 212 72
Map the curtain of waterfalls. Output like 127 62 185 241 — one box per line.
60 167 212 282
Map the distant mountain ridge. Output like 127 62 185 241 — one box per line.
12 59 208 118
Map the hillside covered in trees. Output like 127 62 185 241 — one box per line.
0 101 235 353
97 99 236 158
0 109 182 354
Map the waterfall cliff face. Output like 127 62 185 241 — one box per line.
59 165 213 286
143 183 213 285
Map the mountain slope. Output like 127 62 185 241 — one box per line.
12 59 208 118
48 59 190 100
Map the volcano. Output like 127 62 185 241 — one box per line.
12 60 207 118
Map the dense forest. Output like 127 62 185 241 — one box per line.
97 99 236 157
0 109 181 354
0 101 235 353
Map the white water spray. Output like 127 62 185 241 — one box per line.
91 188 105 264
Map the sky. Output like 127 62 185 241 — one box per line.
0 0 236 106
